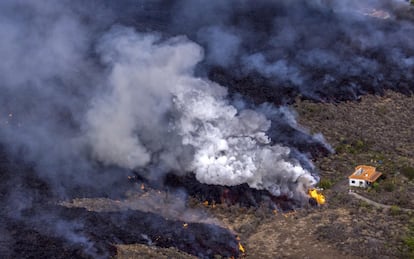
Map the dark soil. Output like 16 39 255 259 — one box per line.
0 150 239 259
1 204 239 258
1 91 413 258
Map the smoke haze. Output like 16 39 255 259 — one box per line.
86 26 319 198
0 0 413 255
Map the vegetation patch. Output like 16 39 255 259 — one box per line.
382 181 396 192
389 205 401 216
294 91 414 257
335 139 369 154
403 219 414 258
401 166 414 181
318 179 333 189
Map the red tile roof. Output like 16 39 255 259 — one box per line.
349 165 382 182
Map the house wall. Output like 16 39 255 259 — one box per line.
349 179 367 187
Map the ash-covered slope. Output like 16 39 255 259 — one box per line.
101 0 414 102
0 0 413 257
0 0 336 203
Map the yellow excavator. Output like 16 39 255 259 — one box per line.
308 188 326 205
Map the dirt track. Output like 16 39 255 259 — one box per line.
349 191 414 212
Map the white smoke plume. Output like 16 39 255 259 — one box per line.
1 0 411 203
86 26 319 198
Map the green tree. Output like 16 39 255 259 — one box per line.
319 179 332 189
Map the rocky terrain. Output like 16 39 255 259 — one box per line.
1 1 414 258
1 91 412 259
105 91 413 258
296 90 414 209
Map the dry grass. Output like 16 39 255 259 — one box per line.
295 91 414 208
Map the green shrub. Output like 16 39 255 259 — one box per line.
389 205 400 216
404 237 414 257
334 143 348 154
371 182 379 191
383 181 395 192
354 140 365 150
319 179 332 189
401 166 414 181
404 219 414 257
335 140 367 154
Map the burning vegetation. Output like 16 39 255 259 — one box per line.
308 188 326 205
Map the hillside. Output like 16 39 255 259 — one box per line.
112 91 414 258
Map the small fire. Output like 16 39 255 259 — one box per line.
183 223 188 228
236 236 245 254
202 200 216 208
282 210 296 218
308 188 326 205
238 242 245 253
140 183 145 190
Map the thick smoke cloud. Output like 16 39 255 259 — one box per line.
164 0 414 101
86 26 319 198
0 0 412 208
0 1 97 186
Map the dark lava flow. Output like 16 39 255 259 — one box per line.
1 1 413 258
0 149 239 259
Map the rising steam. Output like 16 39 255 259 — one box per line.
1 0 411 202
86 26 319 198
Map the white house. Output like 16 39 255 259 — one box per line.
349 165 382 188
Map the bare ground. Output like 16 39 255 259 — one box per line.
59 91 414 258
295 90 414 209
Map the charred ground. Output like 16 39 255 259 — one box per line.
1 1 414 258
1 91 413 258
113 90 414 258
